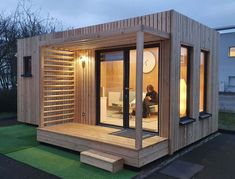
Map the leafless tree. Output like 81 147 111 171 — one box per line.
0 0 62 90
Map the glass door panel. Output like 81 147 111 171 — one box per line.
100 51 124 126
129 47 159 132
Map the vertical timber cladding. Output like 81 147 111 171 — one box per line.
41 48 75 126
74 50 96 125
17 37 40 125
169 11 219 153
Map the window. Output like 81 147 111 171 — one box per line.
21 56 32 77
199 51 212 120
229 47 235 57
199 51 207 113
229 76 235 87
180 47 190 118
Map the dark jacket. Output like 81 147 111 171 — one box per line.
146 91 158 104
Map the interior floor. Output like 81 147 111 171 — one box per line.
101 109 158 132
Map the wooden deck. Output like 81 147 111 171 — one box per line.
37 123 168 167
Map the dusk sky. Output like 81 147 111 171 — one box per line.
1 0 235 29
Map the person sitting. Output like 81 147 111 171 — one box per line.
143 84 158 118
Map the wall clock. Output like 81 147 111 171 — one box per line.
143 51 156 73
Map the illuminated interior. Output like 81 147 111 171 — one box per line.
180 47 188 118
180 79 187 116
99 47 159 132
199 51 206 112
229 47 235 57
100 51 124 127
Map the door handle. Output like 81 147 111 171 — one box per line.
125 94 129 100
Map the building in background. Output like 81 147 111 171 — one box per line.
216 26 235 113
216 26 235 93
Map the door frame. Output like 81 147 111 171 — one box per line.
95 48 129 128
95 43 160 130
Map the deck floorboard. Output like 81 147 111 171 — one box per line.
38 123 166 149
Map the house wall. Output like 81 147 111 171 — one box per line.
169 11 219 153
17 10 219 156
17 37 40 125
219 32 235 92
17 10 171 130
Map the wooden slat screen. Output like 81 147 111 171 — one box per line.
42 48 75 126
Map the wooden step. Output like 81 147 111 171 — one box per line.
80 149 123 173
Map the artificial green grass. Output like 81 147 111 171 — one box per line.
0 112 16 119
0 124 137 178
0 124 39 154
7 145 137 179
219 112 235 131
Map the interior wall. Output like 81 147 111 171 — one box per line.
99 48 159 96
130 48 159 92
100 60 123 96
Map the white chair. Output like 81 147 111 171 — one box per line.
149 105 158 114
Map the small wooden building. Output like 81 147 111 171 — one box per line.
17 10 219 168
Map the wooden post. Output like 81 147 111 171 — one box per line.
135 31 144 150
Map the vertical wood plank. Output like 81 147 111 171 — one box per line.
135 31 144 150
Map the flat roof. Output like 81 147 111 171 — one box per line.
45 25 170 50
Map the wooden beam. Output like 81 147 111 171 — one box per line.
142 26 170 39
40 25 166 48
135 31 144 150
41 26 141 46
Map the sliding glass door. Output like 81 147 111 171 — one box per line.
96 46 159 132
99 51 125 127
129 47 159 132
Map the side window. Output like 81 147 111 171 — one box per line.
22 56 32 77
199 51 208 113
229 47 235 57
180 46 190 119
199 51 212 119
